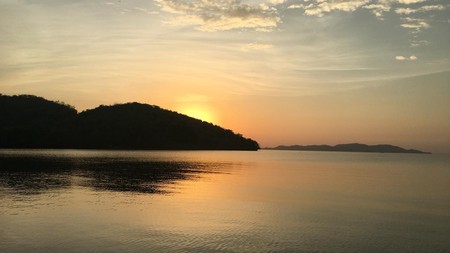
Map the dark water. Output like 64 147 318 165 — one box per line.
1 149 449 252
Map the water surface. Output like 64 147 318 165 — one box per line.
1 150 449 252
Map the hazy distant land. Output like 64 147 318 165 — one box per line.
0 94 259 150
266 143 430 154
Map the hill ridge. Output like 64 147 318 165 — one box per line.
267 143 430 154
0 94 259 150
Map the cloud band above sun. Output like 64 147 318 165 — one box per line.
154 0 448 34
154 0 281 32
152 0 448 61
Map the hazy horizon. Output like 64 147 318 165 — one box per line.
1 0 449 153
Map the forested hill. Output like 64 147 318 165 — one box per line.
0 94 259 150
268 143 430 154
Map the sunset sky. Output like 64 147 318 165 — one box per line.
1 0 449 153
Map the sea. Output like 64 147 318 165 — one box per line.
1 149 449 253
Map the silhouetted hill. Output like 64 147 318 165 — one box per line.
267 143 430 154
0 94 77 147
0 94 259 150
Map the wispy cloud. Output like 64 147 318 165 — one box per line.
392 3 447 36
400 19 430 31
363 3 391 18
154 0 281 32
243 43 273 51
395 7 416 14
105 1 159 15
395 55 418 61
410 40 430 47
287 4 306 9
298 0 447 20
269 0 286 4
396 0 427 4
304 0 370 17
151 0 447 55
396 5 446 14
154 0 447 34
419 5 446 11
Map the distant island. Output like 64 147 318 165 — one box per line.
266 143 430 154
0 94 259 150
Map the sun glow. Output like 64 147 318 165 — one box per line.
180 106 217 124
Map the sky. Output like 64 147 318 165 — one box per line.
1 0 449 153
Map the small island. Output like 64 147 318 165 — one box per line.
0 94 259 150
266 143 430 154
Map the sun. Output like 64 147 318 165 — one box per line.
180 106 217 124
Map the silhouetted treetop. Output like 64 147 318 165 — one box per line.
0 94 259 150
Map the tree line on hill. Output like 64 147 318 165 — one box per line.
0 94 259 150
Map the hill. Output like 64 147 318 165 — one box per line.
267 143 430 154
0 94 259 150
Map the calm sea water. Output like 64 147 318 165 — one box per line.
1 149 449 253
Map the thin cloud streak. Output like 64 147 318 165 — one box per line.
395 55 418 61
243 43 273 50
396 0 427 4
396 5 446 14
303 0 371 17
